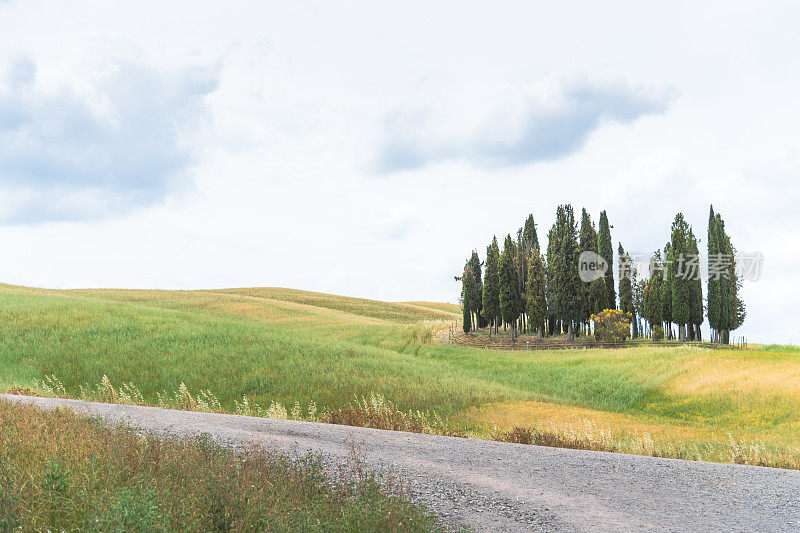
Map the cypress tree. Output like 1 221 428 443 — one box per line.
714 210 747 343
543 253 555 336
548 204 581 339
597 210 616 308
526 249 547 337
687 228 703 341
618 243 635 338
516 228 528 332
716 215 732 343
707 206 721 342
643 251 664 333
523 214 540 253
499 234 521 339
546 226 558 334
661 242 673 339
520 214 539 333
481 236 501 334
588 277 608 316
669 214 691 340
461 261 472 333
579 208 598 332
462 293 471 332
632 276 645 338
468 250 485 328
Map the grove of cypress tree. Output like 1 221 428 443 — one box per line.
597 210 616 308
481 236 501 334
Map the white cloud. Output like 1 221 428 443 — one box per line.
373 77 674 173
0 41 218 222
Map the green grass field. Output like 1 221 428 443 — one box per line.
1 284 799 467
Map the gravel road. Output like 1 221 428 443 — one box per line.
4 395 799 532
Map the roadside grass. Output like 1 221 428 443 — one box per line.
1 284 799 468
0 399 441 532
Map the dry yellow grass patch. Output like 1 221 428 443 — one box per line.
459 400 712 442
666 355 800 397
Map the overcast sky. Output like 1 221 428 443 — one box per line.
0 1 797 343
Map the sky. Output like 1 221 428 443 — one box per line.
0 0 798 343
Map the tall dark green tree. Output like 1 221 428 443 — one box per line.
643 251 664 334
578 208 598 332
523 214 540 253
588 277 608 316
546 226 558 334
499 234 522 339
687 228 703 341
597 210 616 309
548 204 581 339
468 250 486 328
481 236 501 334
669 214 692 340
543 253 556 336
661 242 673 339
526 249 547 336
461 261 473 333
632 277 645 338
520 214 540 333
710 209 747 343
516 228 528 332
618 243 635 338
707 206 721 341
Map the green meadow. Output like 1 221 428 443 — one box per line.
1 284 798 466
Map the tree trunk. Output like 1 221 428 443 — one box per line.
567 321 574 340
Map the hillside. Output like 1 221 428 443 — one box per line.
1 283 799 467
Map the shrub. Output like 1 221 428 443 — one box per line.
651 324 665 341
322 393 465 437
591 309 632 343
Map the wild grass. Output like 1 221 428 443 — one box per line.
493 421 800 469
1 283 799 469
0 399 442 532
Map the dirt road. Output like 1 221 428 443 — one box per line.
4 395 798 532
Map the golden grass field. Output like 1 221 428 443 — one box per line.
1 283 798 468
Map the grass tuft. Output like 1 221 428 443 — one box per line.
0 399 443 532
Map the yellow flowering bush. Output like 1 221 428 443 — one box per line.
591 309 632 343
